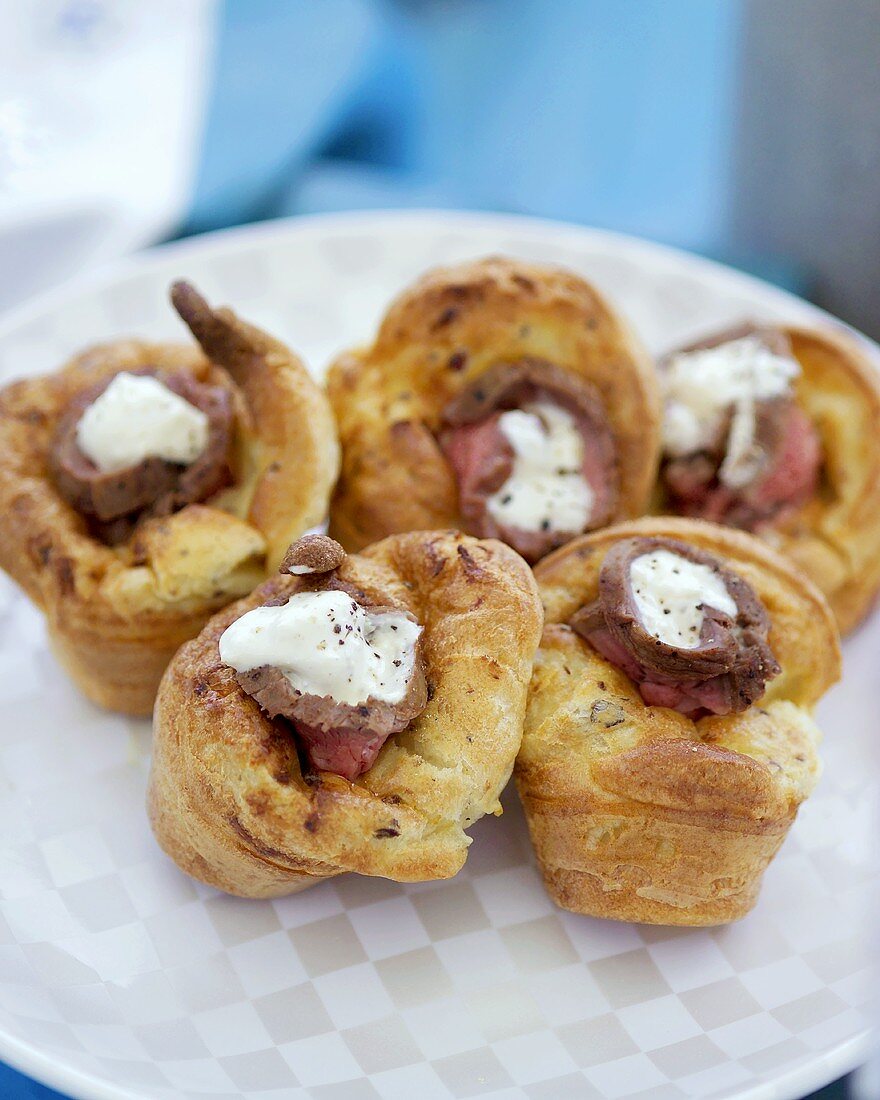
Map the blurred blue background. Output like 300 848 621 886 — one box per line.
177 0 880 339
186 0 740 254
3 0 880 332
1 0 876 1096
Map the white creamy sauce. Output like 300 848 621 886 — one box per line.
486 401 592 533
76 372 210 473
661 336 800 488
720 398 762 489
629 549 738 649
287 564 316 575
219 589 421 706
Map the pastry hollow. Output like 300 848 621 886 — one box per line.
658 323 880 634
0 286 339 715
148 530 543 898
517 516 841 926
771 326 880 634
327 256 661 555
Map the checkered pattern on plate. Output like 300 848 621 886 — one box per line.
0 212 875 1100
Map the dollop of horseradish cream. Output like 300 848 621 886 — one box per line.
487 401 592 533
662 336 800 488
219 590 421 706
76 372 209 472
629 549 738 649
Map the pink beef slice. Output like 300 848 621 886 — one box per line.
661 326 822 531
442 412 514 521
570 536 780 718
233 599 429 782
665 402 820 530
749 403 820 515
439 358 617 562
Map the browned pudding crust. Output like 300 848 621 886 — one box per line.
281 533 347 574
571 536 780 715
439 358 617 562
228 536 429 780
49 368 233 543
518 517 840 925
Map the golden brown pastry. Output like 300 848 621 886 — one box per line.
517 516 840 926
0 283 339 715
149 531 543 898
328 256 660 563
656 322 880 633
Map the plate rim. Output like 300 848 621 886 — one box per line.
1 205 865 346
0 1017 873 1100
0 206 874 1100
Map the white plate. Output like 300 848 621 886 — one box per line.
0 211 875 1100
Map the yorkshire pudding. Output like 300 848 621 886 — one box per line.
149 530 543 897
656 323 880 633
0 283 339 714
328 256 660 563
518 516 840 925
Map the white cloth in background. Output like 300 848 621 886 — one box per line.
0 0 215 311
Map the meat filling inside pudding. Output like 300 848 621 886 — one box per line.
51 368 233 544
440 359 617 563
660 326 821 530
571 536 781 717
219 536 428 780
